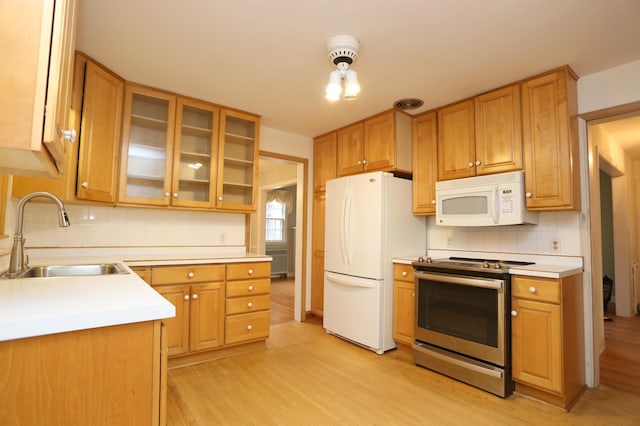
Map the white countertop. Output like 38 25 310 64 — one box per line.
0 248 271 342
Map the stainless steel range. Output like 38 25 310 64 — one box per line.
411 256 534 397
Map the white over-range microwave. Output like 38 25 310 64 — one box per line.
435 171 538 227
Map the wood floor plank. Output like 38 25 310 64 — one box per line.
167 317 640 425
600 315 640 395
270 277 294 325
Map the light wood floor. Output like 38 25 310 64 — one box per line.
270 277 294 326
600 314 640 394
167 317 640 425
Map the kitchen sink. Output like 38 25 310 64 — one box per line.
14 263 129 278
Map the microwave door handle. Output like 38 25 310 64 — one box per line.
493 187 499 224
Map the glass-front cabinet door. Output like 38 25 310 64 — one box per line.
216 109 260 211
171 99 219 208
119 85 176 206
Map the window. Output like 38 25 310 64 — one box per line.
266 199 286 242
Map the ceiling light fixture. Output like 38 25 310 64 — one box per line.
325 35 360 101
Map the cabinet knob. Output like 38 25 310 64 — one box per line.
248 268 254 275
362 159 367 165
248 285 254 291
192 293 198 300
402 271 408 277
173 192 178 198
475 160 481 166
218 196 223 201
357 160 362 165
62 129 77 143
525 192 532 198
188 272 195 278
247 302 253 308
511 310 518 317
431 199 436 205
468 162 474 168
247 325 253 331
81 181 89 189
183 295 190 301
164 192 170 197
529 286 537 294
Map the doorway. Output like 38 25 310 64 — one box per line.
248 151 308 324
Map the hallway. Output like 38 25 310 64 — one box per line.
600 314 640 394
270 277 294 325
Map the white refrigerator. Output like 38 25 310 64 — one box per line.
323 171 426 354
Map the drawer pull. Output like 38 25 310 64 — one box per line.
192 293 198 300
247 302 253 308
529 286 537 294
188 272 195 278
247 325 253 331
248 285 254 291
248 268 254 275
402 271 408 277
183 295 190 301
511 310 517 317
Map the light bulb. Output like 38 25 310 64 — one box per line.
343 70 360 100
325 70 342 101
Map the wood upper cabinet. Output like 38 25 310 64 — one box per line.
216 109 260 211
393 263 415 345
336 110 412 177
521 67 580 210
511 274 585 409
119 84 177 206
0 0 78 177
412 111 438 215
437 99 476 180
12 52 124 204
313 132 337 193
474 84 522 175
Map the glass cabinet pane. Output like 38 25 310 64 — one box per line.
218 111 259 210
124 92 172 201
173 102 218 206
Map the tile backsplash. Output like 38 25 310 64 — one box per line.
426 210 582 256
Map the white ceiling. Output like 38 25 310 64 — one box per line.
76 0 640 139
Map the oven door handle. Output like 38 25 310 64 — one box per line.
413 271 503 290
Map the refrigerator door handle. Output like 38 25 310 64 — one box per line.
340 185 349 267
345 185 353 265
326 273 378 289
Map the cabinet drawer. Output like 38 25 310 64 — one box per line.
512 276 560 304
130 266 152 284
226 294 270 315
393 264 414 282
226 262 271 280
152 264 225 285
226 278 271 297
225 311 270 345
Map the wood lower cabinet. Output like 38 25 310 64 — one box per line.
151 265 226 357
393 263 415 345
412 111 438 215
521 66 580 210
511 274 585 409
225 262 271 344
0 320 165 425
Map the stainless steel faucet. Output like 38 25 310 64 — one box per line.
6 192 71 277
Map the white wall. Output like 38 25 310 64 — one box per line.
578 59 640 114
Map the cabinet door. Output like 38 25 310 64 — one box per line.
437 99 475 180
412 111 438 215
336 122 364 177
311 192 326 316
363 111 395 172
155 284 190 356
216 109 259 211
313 132 337 193
172 99 219 208
474 85 522 175
393 280 415 345
76 58 124 203
189 282 225 352
511 297 562 393
521 69 579 210
310 254 325 317
119 85 176 206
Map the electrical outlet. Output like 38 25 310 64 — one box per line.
551 238 560 252
446 232 454 247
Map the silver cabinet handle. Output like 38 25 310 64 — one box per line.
62 129 76 143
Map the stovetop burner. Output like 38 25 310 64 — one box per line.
412 256 535 274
